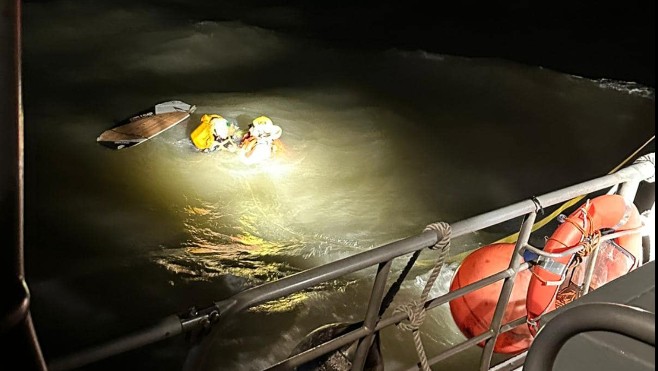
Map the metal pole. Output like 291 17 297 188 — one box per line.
375 264 530 330
649 203 655 262
578 228 643 297
0 1 47 369
479 211 537 371
582 176 644 297
618 180 641 203
216 232 438 318
425 264 525 310
579 245 601 296
351 261 392 370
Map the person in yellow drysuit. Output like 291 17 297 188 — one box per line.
190 114 240 152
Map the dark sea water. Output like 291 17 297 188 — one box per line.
21 1 654 370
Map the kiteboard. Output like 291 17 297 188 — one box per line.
97 100 196 149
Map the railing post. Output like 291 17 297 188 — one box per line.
579 244 602 296
479 211 537 371
1 1 47 370
585 178 644 295
617 180 641 203
351 261 393 370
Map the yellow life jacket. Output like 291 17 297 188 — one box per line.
190 114 223 150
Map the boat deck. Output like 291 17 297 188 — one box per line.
538 260 655 371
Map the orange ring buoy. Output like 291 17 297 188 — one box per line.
526 194 642 334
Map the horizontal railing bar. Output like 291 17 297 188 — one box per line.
216 233 437 317
376 263 530 331
407 316 528 370
524 243 583 258
426 263 531 311
499 316 527 334
523 226 644 258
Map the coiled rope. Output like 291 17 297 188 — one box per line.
394 222 451 371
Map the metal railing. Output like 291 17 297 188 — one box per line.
49 154 655 371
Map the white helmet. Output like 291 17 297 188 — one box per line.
211 116 229 138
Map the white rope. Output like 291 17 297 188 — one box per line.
394 222 451 371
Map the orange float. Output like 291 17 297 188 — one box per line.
526 194 643 334
449 243 533 354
